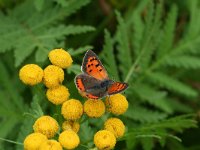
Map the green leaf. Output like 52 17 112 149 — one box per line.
164 55 200 69
79 120 94 146
0 0 93 66
115 11 132 79
139 114 197 132
69 45 93 56
67 64 81 75
167 99 193 113
16 94 43 150
186 0 200 39
125 114 197 147
157 5 177 57
141 138 154 150
133 84 173 113
101 29 119 80
34 0 44 11
124 105 167 123
148 72 198 97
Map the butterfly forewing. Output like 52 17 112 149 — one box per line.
108 82 128 95
82 50 108 80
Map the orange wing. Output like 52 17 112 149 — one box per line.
75 75 86 92
81 50 108 80
108 82 128 95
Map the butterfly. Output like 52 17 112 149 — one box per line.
75 50 128 99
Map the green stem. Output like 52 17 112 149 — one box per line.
124 35 153 83
0 137 23 146
124 17 158 82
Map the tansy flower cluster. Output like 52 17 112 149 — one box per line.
19 48 129 150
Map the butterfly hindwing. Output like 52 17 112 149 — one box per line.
75 74 86 92
82 50 108 80
108 82 128 95
75 74 107 99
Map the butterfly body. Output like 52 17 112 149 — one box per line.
75 50 128 99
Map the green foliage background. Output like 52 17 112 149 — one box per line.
0 0 200 149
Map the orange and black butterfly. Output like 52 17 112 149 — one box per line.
75 50 128 99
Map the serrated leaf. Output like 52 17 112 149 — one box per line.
124 105 167 123
115 11 132 79
187 0 200 39
69 45 93 56
16 94 43 150
0 0 93 66
157 5 177 57
79 121 94 145
164 55 200 69
133 84 173 113
101 29 119 80
148 72 198 97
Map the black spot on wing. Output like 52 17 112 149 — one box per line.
95 64 100 67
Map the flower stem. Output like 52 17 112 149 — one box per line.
0 137 23 145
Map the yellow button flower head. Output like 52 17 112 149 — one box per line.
39 140 63 150
94 130 116 150
61 99 83 120
43 65 64 88
104 118 125 138
84 99 105 118
19 64 43 86
62 120 80 133
105 94 128 115
59 130 80 149
24 133 47 150
33 116 59 138
49 48 73 68
46 85 70 105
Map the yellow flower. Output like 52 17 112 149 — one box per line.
46 85 70 105
84 99 105 118
19 64 43 86
24 133 47 150
105 94 128 115
104 118 125 138
39 140 63 150
61 99 83 120
59 130 80 149
62 121 80 133
33 116 59 138
43 65 64 88
49 48 73 68
94 130 116 150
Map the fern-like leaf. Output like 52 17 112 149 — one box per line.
164 55 200 69
101 29 119 80
16 95 43 150
115 11 132 80
157 5 177 57
133 84 173 113
148 72 198 97
124 105 167 123
186 0 200 40
0 0 93 66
